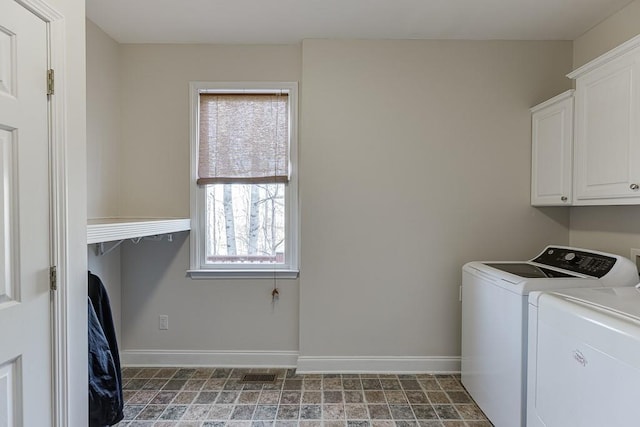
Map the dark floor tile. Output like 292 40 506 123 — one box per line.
231 404 256 420
159 405 188 420
411 405 438 420
364 390 386 403
216 390 240 404
324 390 344 403
202 422 226 427
183 379 206 391
182 404 210 420
405 391 429 404
223 379 245 390
207 404 233 420
202 379 226 390
173 368 196 380
446 391 472 404
135 405 165 420
192 368 215 379
342 378 363 390
396 421 419 427
194 391 218 404
122 367 142 378
347 422 369 427
367 404 391 419
344 391 364 403
172 391 197 405
127 390 157 404
390 404 415 420
433 405 461 420
124 379 149 390
281 390 302 404
151 391 178 404
323 403 345 420
253 404 278 420
400 379 422 390
211 368 232 378
277 404 300 420
162 379 187 391
283 379 303 390
427 391 450 404
300 404 322 420
380 379 402 390
362 379 382 390
122 404 145 420
238 391 261 404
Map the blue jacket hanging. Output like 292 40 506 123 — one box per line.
88 272 124 426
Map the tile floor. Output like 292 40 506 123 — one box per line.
116 367 492 427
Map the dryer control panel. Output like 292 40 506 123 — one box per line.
532 247 616 278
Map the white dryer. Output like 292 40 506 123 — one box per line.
461 246 638 427
528 285 640 427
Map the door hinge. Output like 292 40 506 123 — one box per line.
47 69 54 96
50 265 57 291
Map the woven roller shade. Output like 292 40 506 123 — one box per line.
198 93 289 185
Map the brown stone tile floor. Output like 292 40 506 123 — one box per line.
114 367 492 427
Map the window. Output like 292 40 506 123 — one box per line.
189 82 299 278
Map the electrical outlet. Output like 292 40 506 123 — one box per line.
159 315 169 330
630 249 640 274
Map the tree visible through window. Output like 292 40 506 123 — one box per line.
205 183 285 264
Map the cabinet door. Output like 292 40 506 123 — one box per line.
531 91 573 206
573 51 640 203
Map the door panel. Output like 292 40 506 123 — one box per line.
0 0 52 425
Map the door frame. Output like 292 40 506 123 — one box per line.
14 0 69 425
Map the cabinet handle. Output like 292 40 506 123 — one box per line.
561 196 568 202
631 184 640 191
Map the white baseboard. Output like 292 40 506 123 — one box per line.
121 350 298 368
296 356 461 374
120 351 460 374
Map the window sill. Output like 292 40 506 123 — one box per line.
187 269 299 280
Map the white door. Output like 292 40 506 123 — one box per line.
0 0 53 425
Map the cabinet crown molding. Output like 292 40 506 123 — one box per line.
568 33 640 80
530 89 574 113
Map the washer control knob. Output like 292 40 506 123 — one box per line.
565 252 576 261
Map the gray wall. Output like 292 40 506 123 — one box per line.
298 40 572 368
118 44 302 361
569 0 640 258
86 30 575 368
86 19 122 344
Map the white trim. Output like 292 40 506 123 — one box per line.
188 81 299 276
14 1 68 426
568 33 640 79
295 356 461 374
121 350 299 368
530 89 574 113
87 217 190 244
187 269 298 279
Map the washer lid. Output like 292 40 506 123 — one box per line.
483 262 578 278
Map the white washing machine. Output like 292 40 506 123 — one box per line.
461 246 638 427
527 285 640 427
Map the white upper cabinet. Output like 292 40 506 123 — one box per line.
569 35 640 205
531 90 574 206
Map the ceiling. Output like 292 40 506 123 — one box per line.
86 0 634 44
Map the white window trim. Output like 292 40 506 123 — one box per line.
187 81 299 279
